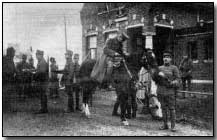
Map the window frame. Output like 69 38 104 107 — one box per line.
203 38 213 63
86 35 97 60
187 41 198 63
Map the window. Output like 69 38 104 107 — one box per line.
187 41 198 61
87 36 97 59
204 38 213 61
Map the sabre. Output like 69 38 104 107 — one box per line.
122 58 133 79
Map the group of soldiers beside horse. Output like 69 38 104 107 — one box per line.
90 31 181 132
3 30 192 132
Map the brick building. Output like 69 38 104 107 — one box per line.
80 3 214 81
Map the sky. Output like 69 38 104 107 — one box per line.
3 3 83 68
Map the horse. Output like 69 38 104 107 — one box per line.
78 59 98 117
78 49 170 124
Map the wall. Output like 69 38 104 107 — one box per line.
80 3 214 80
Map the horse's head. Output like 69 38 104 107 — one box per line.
141 49 158 70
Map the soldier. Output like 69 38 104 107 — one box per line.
49 57 59 98
3 47 16 112
63 50 75 113
28 56 35 69
28 56 36 97
35 50 49 114
16 54 31 99
3 47 16 85
157 50 180 132
73 53 82 111
103 31 138 124
179 55 193 92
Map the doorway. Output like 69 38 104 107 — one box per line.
153 26 172 66
127 27 146 67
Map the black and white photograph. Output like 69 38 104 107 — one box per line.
2 2 214 136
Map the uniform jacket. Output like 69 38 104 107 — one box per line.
157 64 180 95
3 56 16 83
16 61 31 82
104 37 125 57
35 58 48 82
179 58 193 78
16 61 31 72
91 37 125 83
63 60 74 86
50 63 58 81
73 62 80 83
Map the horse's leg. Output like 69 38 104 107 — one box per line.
131 90 137 118
89 91 93 107
82 88 90 118
112 93 120 116
119 91 129 125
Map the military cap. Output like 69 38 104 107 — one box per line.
22 54 27 59
36 50 44 55
6 47 15 56
74 53 79 58
50 57 55 62
163 50 172 57
65 50 73 57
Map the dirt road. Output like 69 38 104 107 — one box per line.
3 90 213 136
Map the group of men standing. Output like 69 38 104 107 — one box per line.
36 49 82 113
3 32 193 131
3 46 81 114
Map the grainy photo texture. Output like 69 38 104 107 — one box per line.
2 2 214 136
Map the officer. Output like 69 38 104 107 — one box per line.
35 50 49 114
3 47 16 112
49 57 59 98
73 53 82 111
3 47 16 85
63 50 75 112
103 31 138 125
157 50 180 132
16 54 31 98
28 56 35 69
179 55 193 92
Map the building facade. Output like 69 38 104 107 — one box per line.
80 3 214 81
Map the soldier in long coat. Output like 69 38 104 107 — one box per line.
16 54 31 99
72 54 82 111
103 31 138 125
63 50 75 112
35 50 49 114
3 47 16 112
49 57 59 98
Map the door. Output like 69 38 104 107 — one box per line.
153 26 172 66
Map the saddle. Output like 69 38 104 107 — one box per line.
112 56 123 68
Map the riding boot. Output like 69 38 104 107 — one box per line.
112 101 120 116
76 91 81 111
159 108 169 130
132 98 137 118
67 95 74 112
126 103 132 119
170 109 176 132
